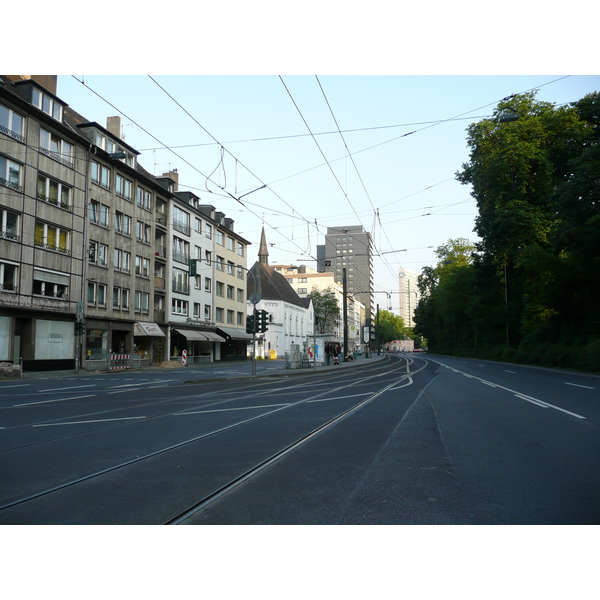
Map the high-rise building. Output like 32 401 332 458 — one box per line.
398 267 421 328
317 225 374 323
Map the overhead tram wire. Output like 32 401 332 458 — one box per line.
70 76 316 263
147 75 319 247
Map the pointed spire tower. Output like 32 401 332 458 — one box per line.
258 226 269 265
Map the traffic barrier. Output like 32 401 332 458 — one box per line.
109 354 130 370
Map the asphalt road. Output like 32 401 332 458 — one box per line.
1 354 598 524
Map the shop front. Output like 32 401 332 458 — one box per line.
216 327 253 362
171 328 225 363
133 321 166 364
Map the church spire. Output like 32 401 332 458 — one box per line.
258 226 269 264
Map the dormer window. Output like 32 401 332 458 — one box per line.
31 88 63 121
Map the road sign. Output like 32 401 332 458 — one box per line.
181 349 187 366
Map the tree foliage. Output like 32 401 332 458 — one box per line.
376 310 405 344
415 91 600 370
308 287 340 334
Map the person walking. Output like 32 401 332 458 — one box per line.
325 344 331 366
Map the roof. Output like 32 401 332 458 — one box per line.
248 262 306 308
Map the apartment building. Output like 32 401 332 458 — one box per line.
0 76 251 370
398 267 421 328
0 75 87 370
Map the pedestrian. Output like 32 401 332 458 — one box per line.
325 344 331 366
336 344 342 364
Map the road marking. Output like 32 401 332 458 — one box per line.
0 383 30 388
505 370 516 374
430 358 587 420
107 379 175 389
107 389 142 394
565 382 595 390
308 392 372 403
38 384 96 392
177 403 290 415
33 416 147 427
14 394 96 407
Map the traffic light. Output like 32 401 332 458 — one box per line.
256 309 269 333
74 321 86 335
188 259 197 277
246 314 256 334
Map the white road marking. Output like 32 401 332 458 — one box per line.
431 358 587 420
14 394 96 407
565 382 595 390
33 416 147 427
178 403 290 415
38 384 96 392
0 384 30 388
107 379 175 389
308 392 372 403
505 370 516 374
107 389 142 394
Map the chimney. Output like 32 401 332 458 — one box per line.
107 116 121 138
162 169 179 192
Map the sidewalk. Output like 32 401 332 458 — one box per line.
16 354 387 381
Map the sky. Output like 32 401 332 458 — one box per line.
54 74 600 313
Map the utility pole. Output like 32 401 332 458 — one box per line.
343 268 348 361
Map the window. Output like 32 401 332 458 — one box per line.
227 261 234 276
0 155 22 192
89 200 108 227
204 305 211 320
172 237 189 264
227 237 234 251
136 221 150 244
227 285 234 300
33 278 67 299
298 288 307 295
237 312 244 326
205 250 212 265
237 266 244 279
205 224 212 239
89 241 108 266
135 256 150 278
135 291 150 313
193 275 201 290
34 221 69 254
113 286 121 309
91 161 110 189
122 288 130 310
216 281 224 297
204 277 212 293
0 208 19 241
299 278 307 283
32 88 63 121
227 310 234 324
40 128 72 166
0 261 18 292
215 307 224 322
172 267 189 294
237 288 244 303
237 242 244 257
216 256 224 271
115 175 131 199
37 174 70 209
114 249 130 272
86 281 106 306
216 230 224 245
193 302 201 318
173 206 190 235
136 186 151 210
0 104 24 141
171 298 188 315
195 218 202 233
115 211 131 236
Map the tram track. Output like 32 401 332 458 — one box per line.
0 355 428 523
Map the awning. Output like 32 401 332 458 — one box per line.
201 331 226 342
217 327 254 341
134 322 166 337
173 329 225 342
173 329 208 341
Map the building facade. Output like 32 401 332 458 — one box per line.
398 267 421 328
0 75 251 370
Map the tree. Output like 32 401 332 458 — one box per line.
308 287 340 334
376 310 405 345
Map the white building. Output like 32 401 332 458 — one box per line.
398 267 421 328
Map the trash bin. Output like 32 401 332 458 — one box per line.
269 350 277 360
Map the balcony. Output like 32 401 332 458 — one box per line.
154 276 165 290
154 244 167 260
172 280 190 295
154 309 165 323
